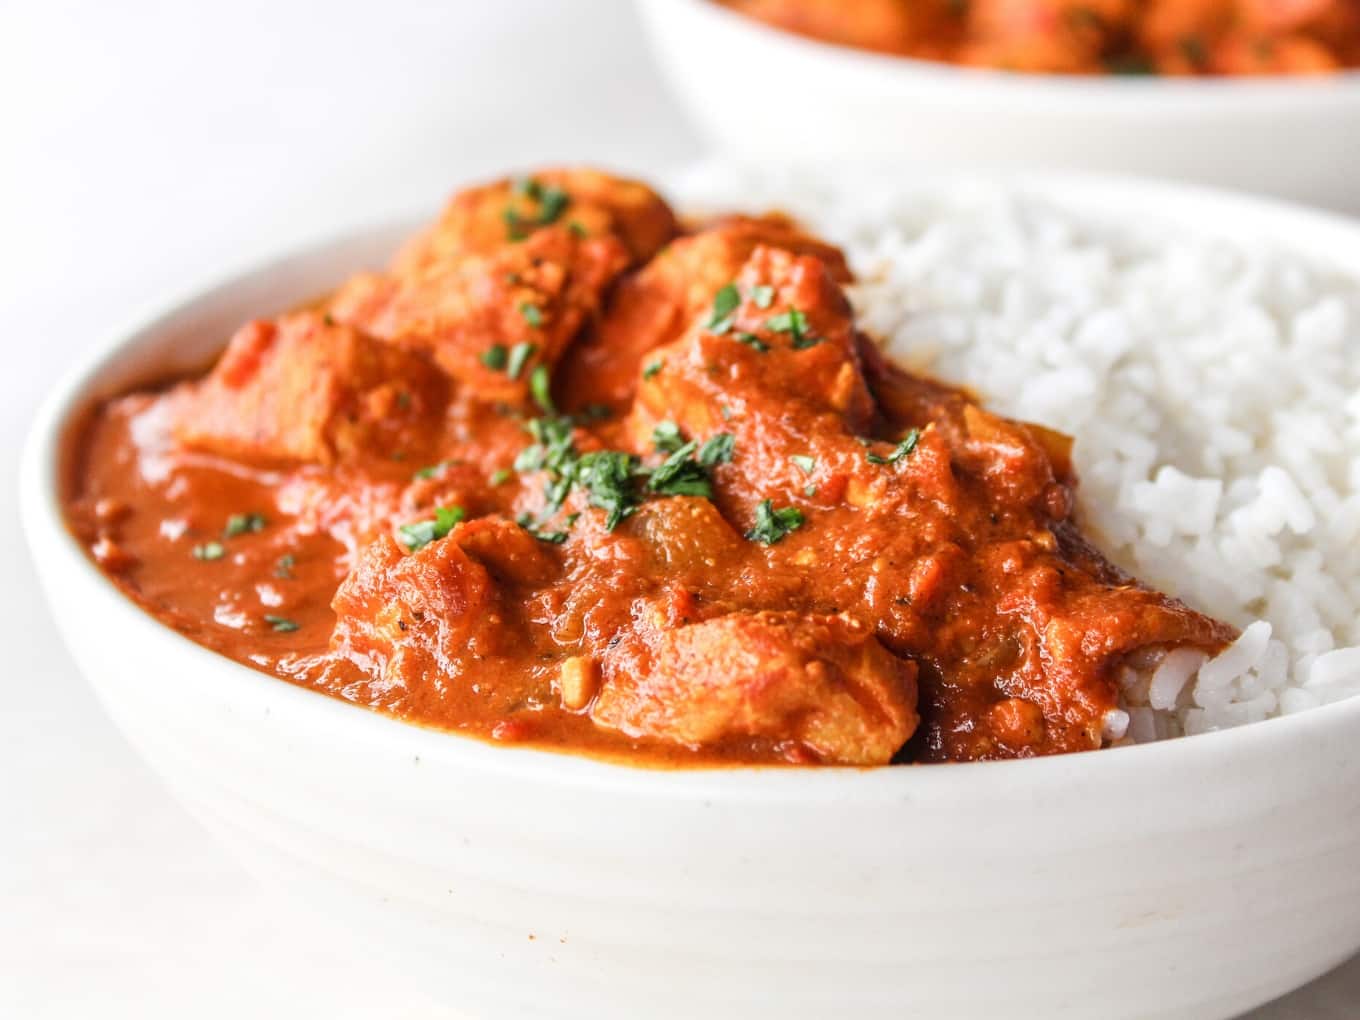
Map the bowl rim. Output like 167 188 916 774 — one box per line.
21 169 1360 801
646 0 1360 111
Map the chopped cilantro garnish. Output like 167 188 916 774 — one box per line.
864 428 921 466
751 284 775 309
766 308 821 349
652 420 685 453
223 512 266 538
274 553 295 579
480 344 509 370
790 454 815 475
699 432 735 467
506 341 537 380
642 359 664 380
720 404 734 421
519 302 544 328
413 459 457 481
568 221 587 238
192 541 225 561
735 331 770 353
504 177 570 239
264 615 299 633
804 484 818 498
647 441 712 499
529 363 555 413
707 282 740 334
398 505 466 551
517 511 578 544
489 468 512 487
577 451 643 530
745 500 805 545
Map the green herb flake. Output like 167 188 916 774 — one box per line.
489 468 512 487
503 178 570 239
192 541 225 561
568 221 587 238
506 341 538 381
264 615 300 633
865 428 921 466
750 284 775 309
642 359 664 380
223 512 267 539
647 441 712 499
766 308 821 349
274 553 296 579
413 459 458 481
529 363 555 413
707 282 740 335
398 505 466 552
745 499 806 545
480 344 509 371
790 454 815 475
735 331 770 353
698 432 735 467
720 404 734 421
519 302 544 328
804 484 818 498
652 420 685 453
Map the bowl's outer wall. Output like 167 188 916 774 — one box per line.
639 0 1360 216
22 197 1360 1019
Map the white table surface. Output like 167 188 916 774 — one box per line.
1 2 1356 1016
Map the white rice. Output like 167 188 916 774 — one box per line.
674 164 1360 741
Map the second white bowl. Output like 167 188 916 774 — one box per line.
638 0 1360 214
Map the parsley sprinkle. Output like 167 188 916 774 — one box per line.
720 404 734 421
519 302 544 328
707 282 740 334
790 454 815 475
506 341 537 380
503 178 570 239
274 553 295 579
765 308 821 349
652 420 685 453
489 468 512 486
223 512 266 538
529 363 555 413
735 331 770 353
648 441 713 499
642 359 664 380
751 284 775 309
264 615 299 633
413 459 457 480
480 344 509 370
192 541 225 561
865 428 921 466
398 505 466 551
745 499 805 545
568 221 587 238
698 432 735 467
804 484 818 498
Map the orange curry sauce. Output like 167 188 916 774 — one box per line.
63 168 1234 766
720 0 1360 75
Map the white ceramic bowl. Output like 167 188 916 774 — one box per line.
21 177 1360 1020
638 0 1360 214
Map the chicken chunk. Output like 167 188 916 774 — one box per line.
592 611 919 764
558 215 852 412
392 167 677 276
172 312 446 465
331 226 629 404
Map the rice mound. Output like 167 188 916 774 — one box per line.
675 165 1360 741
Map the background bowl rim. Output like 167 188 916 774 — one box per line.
22 168 1360 801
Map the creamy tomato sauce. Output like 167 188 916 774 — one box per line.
63 168 1235 766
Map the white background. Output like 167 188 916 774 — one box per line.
1 2 1356 1016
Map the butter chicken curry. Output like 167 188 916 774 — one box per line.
64 168 1235 766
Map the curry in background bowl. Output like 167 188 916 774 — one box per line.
718 0 1360 75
